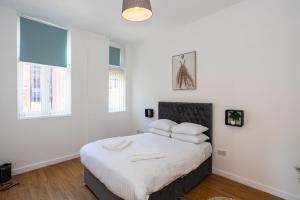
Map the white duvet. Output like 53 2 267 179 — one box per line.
80 133 212 200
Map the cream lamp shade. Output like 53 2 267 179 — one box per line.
122 0 152 22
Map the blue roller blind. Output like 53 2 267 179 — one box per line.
19 17 68 67
109 46 121 66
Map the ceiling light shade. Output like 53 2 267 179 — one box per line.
122 0 152 22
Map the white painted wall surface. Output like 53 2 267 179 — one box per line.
0 6 132 174
128 0 300 199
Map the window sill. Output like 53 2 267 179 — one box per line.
108 111 127 114
18 113 72 120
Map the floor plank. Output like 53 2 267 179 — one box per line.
0 159 281 200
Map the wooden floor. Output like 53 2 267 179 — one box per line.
0 159 281 200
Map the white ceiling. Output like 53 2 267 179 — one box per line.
0 0 242 43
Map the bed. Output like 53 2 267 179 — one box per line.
81 102 213 200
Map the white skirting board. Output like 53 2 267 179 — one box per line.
213 168 300 200
12 153 80 175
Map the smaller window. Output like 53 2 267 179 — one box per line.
108 45 126 113
109 68 126 112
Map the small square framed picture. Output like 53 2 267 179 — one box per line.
172 51 196 90
225 110 244 127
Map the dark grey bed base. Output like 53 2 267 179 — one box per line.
84 102 213 200
84 157 212 200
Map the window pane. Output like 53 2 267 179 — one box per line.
19 62 70 118
21 63 42 113
109 68 125 112
21 63 31 112
49 67 67 113
30 66 41 101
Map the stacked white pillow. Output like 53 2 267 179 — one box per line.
171 122 209 144
148 119 177 137
148 128 171 137
171 133 209 144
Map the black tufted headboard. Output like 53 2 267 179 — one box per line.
158 102 213 141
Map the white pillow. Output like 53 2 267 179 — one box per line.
171 133 209 144
148 119 178 132
171 122 209 135
148 128 171 137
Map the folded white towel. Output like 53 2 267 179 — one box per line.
130 153 165 162
105 137 126 148
129 147 165 162
129 147 160 156
103 138 132 152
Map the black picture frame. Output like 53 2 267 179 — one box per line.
225 110 244 127
145 109 154 118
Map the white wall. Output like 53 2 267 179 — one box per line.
128 0 300 199
0 6 132 174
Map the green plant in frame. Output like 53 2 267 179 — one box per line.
228 111 241 121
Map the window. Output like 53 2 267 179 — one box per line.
18 63 71 118
109 45 126 113
18 17 71 119
109 68 125 112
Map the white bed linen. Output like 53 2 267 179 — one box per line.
80 133 212 200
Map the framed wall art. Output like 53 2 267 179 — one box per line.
225 110 244 127
172 51 196 90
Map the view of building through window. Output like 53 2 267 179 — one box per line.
109 68 126 112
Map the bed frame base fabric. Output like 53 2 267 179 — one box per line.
84 157 212 200
84 102 213 200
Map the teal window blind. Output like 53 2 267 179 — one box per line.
109 46 121 66
19 17 68 67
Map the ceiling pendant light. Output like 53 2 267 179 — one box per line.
122 0 152 22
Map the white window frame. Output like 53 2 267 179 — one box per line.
17 63 72 120
17 17 72 120
108 42 126 113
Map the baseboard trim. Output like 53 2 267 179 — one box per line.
213 168 300 200
12 153 80 175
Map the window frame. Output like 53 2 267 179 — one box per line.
108 43 126 113
17 62 72 120
17 16 72 120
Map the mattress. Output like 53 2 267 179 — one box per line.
80 133 212 200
